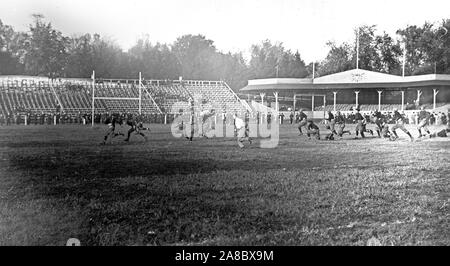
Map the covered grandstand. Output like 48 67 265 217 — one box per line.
240 69 450 118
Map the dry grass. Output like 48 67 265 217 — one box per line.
0 123 448 245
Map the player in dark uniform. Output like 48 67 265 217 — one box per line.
112 115 125 138
429 112 449 138
186 98 195 141
381 123 393 139
371 110 384 138
429 128 448 138
306 119 320 140
124 119 150 142
417 107 431 138
324 111 338 140
354 109 366 138
390 108 414 142
102 114 118 145
354 108 373 138
334 111 351 138
297 109 308 135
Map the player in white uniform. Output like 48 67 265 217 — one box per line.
233 114 252 148
199 109 216 138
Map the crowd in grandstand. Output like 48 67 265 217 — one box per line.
0 107 175 126
1 104 449 127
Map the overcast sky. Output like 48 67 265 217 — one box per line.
1 0 449 62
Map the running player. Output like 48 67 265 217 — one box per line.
324 111 337 140
371 110 384 138
306 119 320 140
199 108 216 138
297 109 308 135
334 111 351 138
186 98 195 141
102 113 118 145
390 108 414 142
417 107 431 138
381 123 393 139
354 108 374 138
354 108 366 138
233 113 252 148
124 119 150 142
113 114 125 138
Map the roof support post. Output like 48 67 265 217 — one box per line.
260 92 265 107
433 89 439 110
293 94 296 111
377 90 382 111
355 91 360 108
273 91 279 113
401 90 405 111
417 89 422 106
333 91 337 112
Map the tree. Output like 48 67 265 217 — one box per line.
318 25 402 76
171 34 217 79
351 25 381 71
128 37 180 79
0 19 24 74
209 51 249 90
66 34 94 78
374 32 402 74
317 41 353 76
90 34 123 78
249 40 308 79
24 14 69 77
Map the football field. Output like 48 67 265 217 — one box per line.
0 123 448 245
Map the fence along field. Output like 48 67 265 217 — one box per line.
0 123 448 245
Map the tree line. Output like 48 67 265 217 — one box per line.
1 14 449 91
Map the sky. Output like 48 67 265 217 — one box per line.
1 0 449 63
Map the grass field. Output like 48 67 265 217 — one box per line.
0 122 449 246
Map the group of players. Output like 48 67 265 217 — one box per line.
102 114 151 145
297 106 449 142
101 105 449 146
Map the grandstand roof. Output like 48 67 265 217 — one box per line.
241 69 450 92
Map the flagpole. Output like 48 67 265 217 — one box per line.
139 72 142 115
312 61 315 80
402 42 406 77
91 70 95 127
356 27 360 69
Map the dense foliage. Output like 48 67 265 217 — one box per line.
1 14 450 90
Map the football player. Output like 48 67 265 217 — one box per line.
199 108 216 138
417 107 431 138
371 110 384 138
324 111 338 140
390 108 414 142
306 119 320 140
233 113 252 148
124 119 150 142
334 111 351 138
102 113 119 145
354 108 366 138
297 109 308 136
